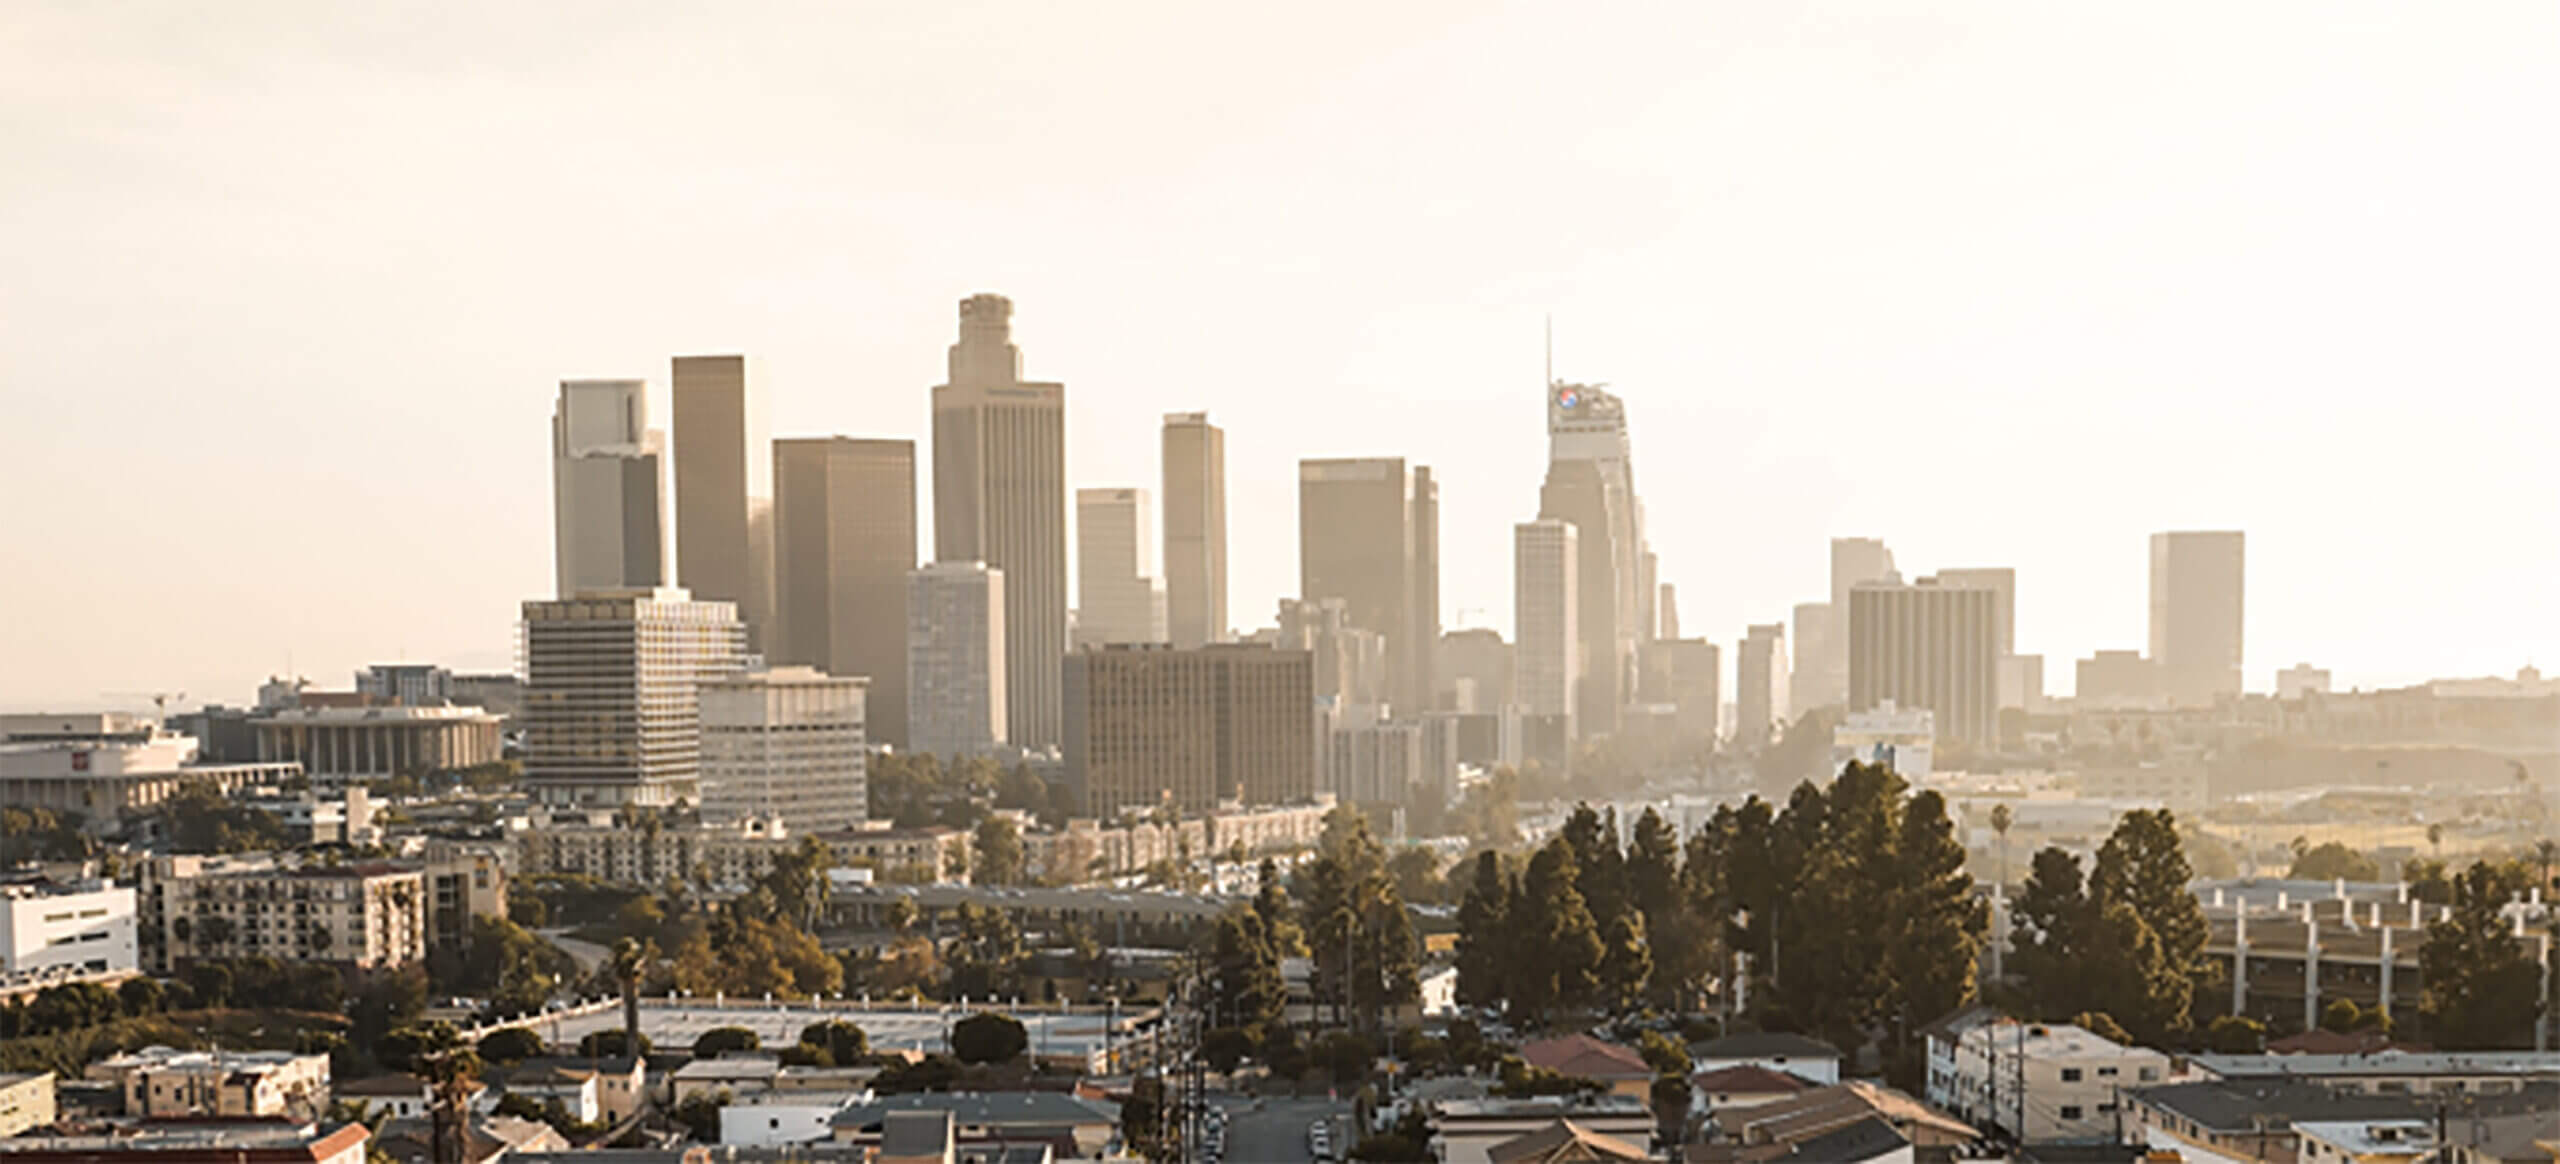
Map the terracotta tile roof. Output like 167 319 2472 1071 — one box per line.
1519 1034 1652 1080
1485 1119 1653 1164
1690 1065 1812 1096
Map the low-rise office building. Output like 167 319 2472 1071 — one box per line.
0 716 297 829
0 883 136 985
0 1073 55 1137
251 705 503 786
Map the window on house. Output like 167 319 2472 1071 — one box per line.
2098 1066 2118 1077
2060 1105 2083 1121
2060 1068 2083 1082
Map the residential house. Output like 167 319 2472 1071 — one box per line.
1519 1035 1653 1100
1687 1033 1842 1086
2295 1120 2434 1163
1482 1119 1651 1164
1698 1082 1973 1157
719 1091 867 1147
830 1092 1116 1160
1690 1065 1809 1120
1430 1096 1658 1164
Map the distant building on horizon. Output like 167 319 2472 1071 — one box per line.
1848 573 2001 747
1814 537 1896 710
1539 381 1646 739
906 562 1007 759
1789 601 1835 721
2075 649 2161 706
1074 487 1167 648
1513 519 1580 737
551 379 669 596
2151 530 2245 705
772 436 915 748
1299 457 1437 715
1161 412 1228 649
1736 623 1789 751
2277 662 2332 701
932 294 1066 750
1438 627 1513 715
521 587 744 809
672 354 775 654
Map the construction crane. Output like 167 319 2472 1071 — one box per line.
100 691 186 718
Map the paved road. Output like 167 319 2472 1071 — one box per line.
1208 1095 1350 1164
542 929 610 975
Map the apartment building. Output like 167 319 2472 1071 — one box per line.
1927 1019 2169 1144
515 816 792 889
153 863 426 971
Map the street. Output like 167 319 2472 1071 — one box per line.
1203 1094 1351 1163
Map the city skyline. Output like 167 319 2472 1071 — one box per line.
7 3 2558 709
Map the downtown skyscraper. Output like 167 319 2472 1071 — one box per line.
672 355 774 653
2150 530 2245 704
1161 412 1228 648
1298 457 1439 714
772 437 915 747
1539 379 1647 739
931 294 1067 749
551 379 669 595
1074 487 1167 647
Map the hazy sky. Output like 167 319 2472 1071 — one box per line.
6 2 2557 711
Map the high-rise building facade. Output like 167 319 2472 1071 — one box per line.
1932 567 2017 657
551 380 669 595
1813 537 1897 709
1299 458 1430 712
1277 597 1389 708
906 562 1007 758
1847 574 2001 747
932 294 1067 749
1736 623 1790 751
2149 531 2245 704
1062 644 1317 816
672 355 774 653
1656 638 1721 748
1657 583 1680 641
1513 519 1580 731
1438 628 1512 715
1161 412 1228 649
521 587 745 808
1410 467 1441 713
1540 382 1645 738
1790 601 1836 720
1074 487 1167 648
699 666 867 834
771 437 915 747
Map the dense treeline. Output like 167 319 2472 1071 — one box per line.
1456 762 1985 1064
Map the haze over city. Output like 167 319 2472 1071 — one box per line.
6 1 2558 708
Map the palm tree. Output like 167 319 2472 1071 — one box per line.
2537 840 2557 897
2427 822 2444 857
407 1023 481 1164
607 938 647 1054
1989 803 2014 889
